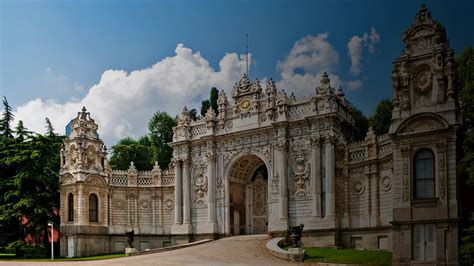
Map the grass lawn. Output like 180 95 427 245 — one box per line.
303 247 392 265
0 253 126 261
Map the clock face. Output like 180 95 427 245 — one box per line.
240 99 251 112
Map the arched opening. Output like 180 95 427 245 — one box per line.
68 193 74 222
89 193 98 222
228 154 268 235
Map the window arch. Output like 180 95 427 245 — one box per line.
68 193 74 222
89 193 98 222
414 149 435 198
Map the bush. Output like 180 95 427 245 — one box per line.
6 240 46 258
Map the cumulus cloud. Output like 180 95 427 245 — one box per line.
347 27 380 76
346 80 363 91
14 44 248 146
276 33 341 96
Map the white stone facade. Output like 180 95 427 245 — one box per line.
60 6 459 264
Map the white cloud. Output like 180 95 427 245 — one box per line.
346 80 363 91
347 27 380 76
276 33 341 96
14 43 248 146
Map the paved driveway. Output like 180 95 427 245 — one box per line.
1 235 295 265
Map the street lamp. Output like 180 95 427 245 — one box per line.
48 222 54 260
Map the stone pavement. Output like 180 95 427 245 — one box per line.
0 235 297 265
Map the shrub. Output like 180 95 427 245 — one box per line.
6 240 46 258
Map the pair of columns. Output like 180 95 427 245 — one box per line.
174 155 216 226
311 138 336 218
275 136 336 221
174 159 190 224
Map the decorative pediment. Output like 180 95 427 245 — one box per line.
396 113 449 135
84 175 107 187
60 173 75 186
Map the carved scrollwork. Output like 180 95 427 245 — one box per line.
193 165 208 206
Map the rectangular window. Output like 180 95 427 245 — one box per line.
413 224 436 261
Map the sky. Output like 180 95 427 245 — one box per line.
1 0 473 146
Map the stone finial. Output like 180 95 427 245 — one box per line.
415 4 432 24
217 90 228 105
205 106 217 121
178 106 190 126
152 161 161 172
128 161 137 172
316 72 334 96
266 78 277 95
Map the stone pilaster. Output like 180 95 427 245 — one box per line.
206 151 216 224
277 140 288 220
174 160 183 224
325 137 335 218
183 158 191 224
311 136 321 218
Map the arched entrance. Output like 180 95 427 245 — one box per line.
227 154 268 235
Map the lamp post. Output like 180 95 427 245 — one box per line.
48 222 54 260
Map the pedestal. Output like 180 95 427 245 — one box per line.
125 247 138 256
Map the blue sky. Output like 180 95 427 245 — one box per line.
1 0 473 145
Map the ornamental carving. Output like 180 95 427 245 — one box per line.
401 146 410 202
271 171 279 196
292 149 310 199
381 176 392 191
164 193 174 210
193 165 207 206
437 143 447 199
416 71 431 93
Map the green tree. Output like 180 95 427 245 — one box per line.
210 87 218 114
458 47 474 184
0 118 63 253
200 87 219 116
457 47 474 265
109 137 153 170
200 100 211 117
148 111 177 169
0 96 14 139
349 104 369 141
188 108 198 121
368 100 393 135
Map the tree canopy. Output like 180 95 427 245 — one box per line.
109 136 153 170
0 97 63 256
368 100 393 136
457 47 474 264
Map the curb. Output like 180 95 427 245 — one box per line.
127 239 212 256
265 237 304 262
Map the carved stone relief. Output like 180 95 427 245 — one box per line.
193 164 208 206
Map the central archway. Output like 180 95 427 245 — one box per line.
227 154 268 235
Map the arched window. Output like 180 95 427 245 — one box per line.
68 193 74 222
89 194 98 222
414 149 435 198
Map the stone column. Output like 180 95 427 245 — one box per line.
325 138 335 218
277 142 288 220
152 194 157 234
311 138 321 218
174 160 183 224
77 184 84 225
183 158 191 224
207 152 216 223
